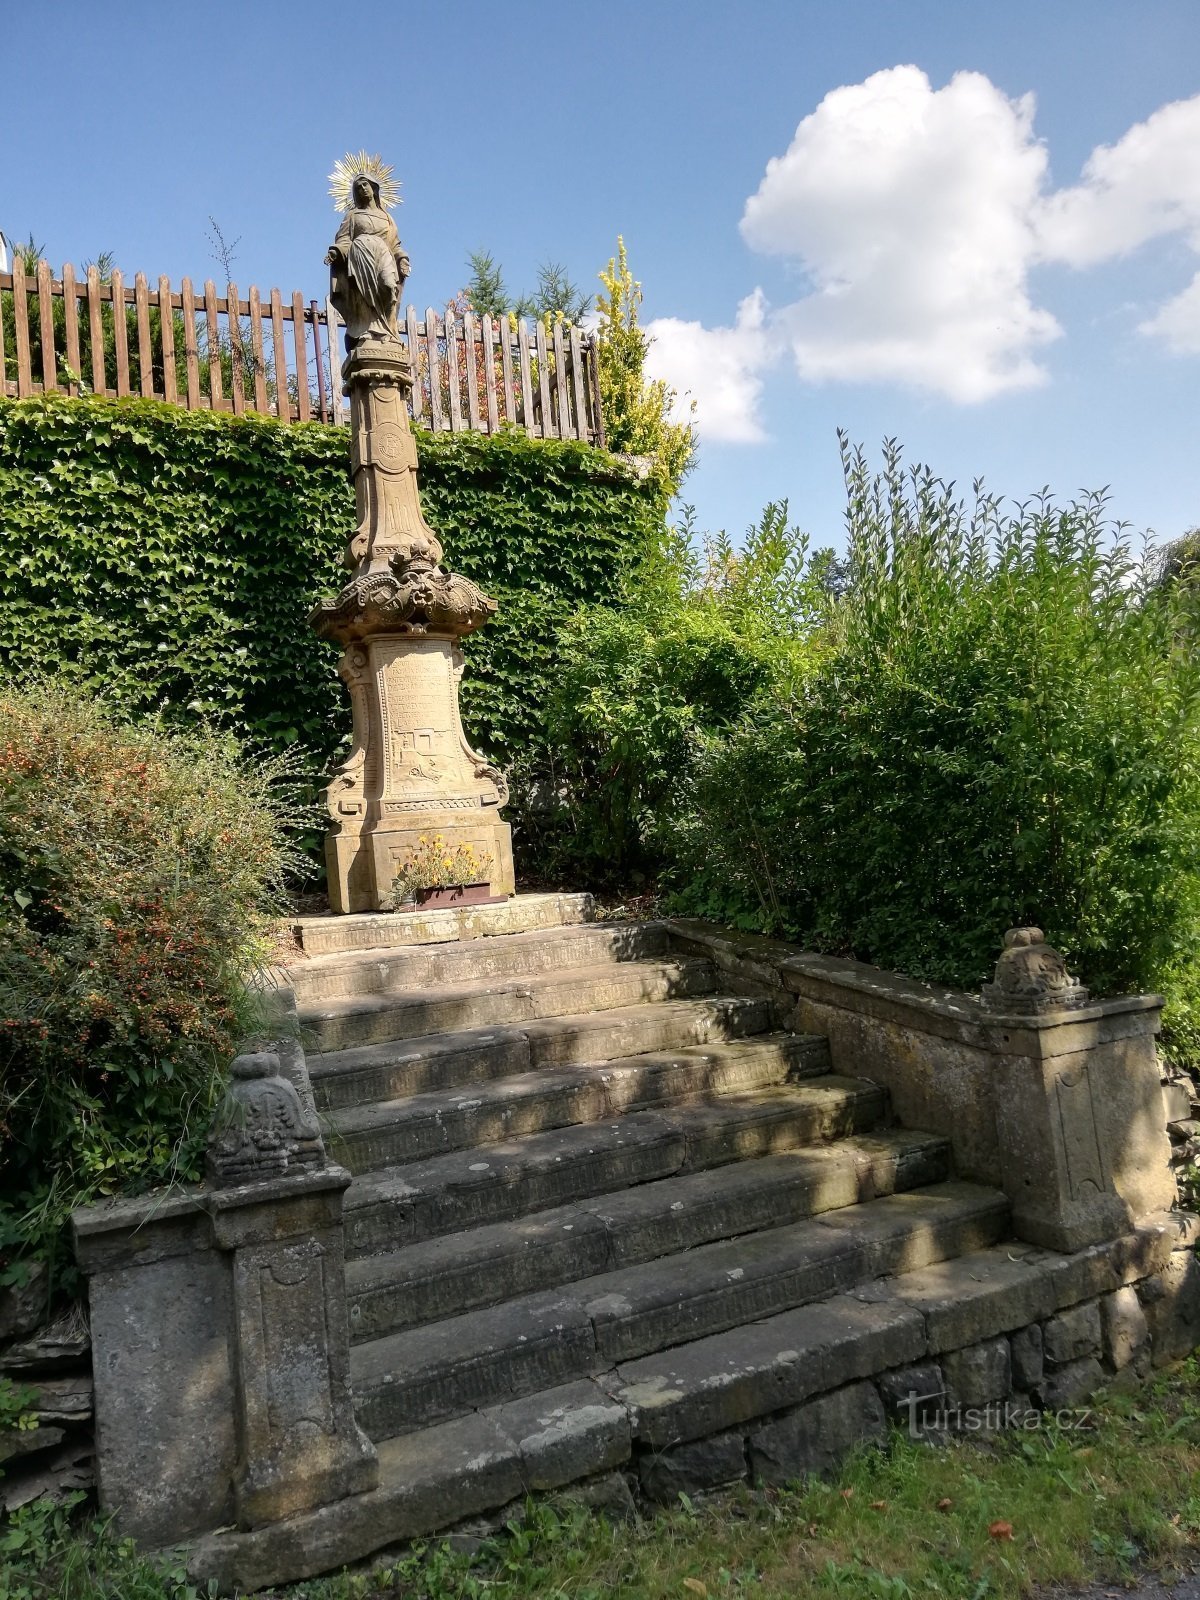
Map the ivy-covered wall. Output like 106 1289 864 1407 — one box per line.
0 396 664 862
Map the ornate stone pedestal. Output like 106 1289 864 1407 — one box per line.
311 251 513 913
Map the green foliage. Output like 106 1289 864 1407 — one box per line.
0 1493 216 1600
595 237 696 495
533 502 832 885
0 682 306 1276
0 396 665 880
660 441 1200 1050
463 249 510 319
461 250 592 324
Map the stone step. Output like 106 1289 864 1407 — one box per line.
310 994 781 1114
350 1182 1010 1440
343 1069 885 1257
345 1130 952 1341
323 1027 827 1174
291 890 596 957
289 921 671 1003
300 958 720 1052
194 1225 1166 1592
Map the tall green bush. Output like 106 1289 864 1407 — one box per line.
532 503 834 884
0 683 305 1277
663 441 1200 1049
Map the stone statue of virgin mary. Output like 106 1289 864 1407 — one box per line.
325 154 411 351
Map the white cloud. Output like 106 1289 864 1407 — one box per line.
741 66 1061 402
640 71 1200 433
1139 271 1200 354
644 289 773 443
1035 93 1200 352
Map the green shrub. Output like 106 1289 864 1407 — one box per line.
0 395 665 877
532 503 834 885
667 440 1200 1055
0 682 305 1277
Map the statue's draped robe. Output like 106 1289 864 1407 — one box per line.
331 205 409 346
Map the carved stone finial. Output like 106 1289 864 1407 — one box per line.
981 926 1090 1016
206 1051 326 1188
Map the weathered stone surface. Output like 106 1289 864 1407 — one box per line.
76 1166 376 1544
1139 1248 1200 1365
666 921 1177 1250
1043 1302 1102 1366
606 1291 925 1448
888 1245 1057 1353
1100 1286 1149 1370
303 958 718 1052
1162 1078 1193 1125
190 1409 525 1593
207 1051 326 1188
876 1362 946 1427
638 1431 748 1501
490 1381 631 1491
1044 1217 1177 1307
749 1381 886 1484
311 1025 533 1113
0 1262 49 1341
942 1338 1012 1408
84 1235 237 1543
576 1183 1004 1367
0 1424 66 1464
290 921 671 1003
549 1471 637 1520
1010 1324 1044 1391
351 1294 597 1439
981 928 1089 1017
343 1113 682 1255
293 892 594 957
1035 1356 1105 1411
346 1131 949 1342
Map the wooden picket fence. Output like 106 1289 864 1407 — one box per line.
0 262 605 444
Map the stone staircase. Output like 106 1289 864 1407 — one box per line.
265 891 1012 1557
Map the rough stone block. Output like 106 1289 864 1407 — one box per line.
1139 1248 1200 1365
875 1363 946 1429
638 1431 748 1502
1043 1302 1102 1366
1099 1287 1149 1370
749 1380 886 1485
942 1337 1012 1409
1035 1356 1105 1411
491 1381 631 1492
86 1241 237 1543
1010 1324 1043 1391
607 1291 925 1449
888 1246 1056 1353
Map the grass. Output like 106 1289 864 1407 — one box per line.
3 1359 1198 1600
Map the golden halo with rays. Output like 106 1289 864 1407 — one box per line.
328 151 402 213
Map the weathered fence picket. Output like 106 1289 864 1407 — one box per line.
0 262 605 444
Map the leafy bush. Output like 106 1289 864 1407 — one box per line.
595 238 696 494
531 503 834 885
665 440 1200 1052
0 396 666 878
0 682 305 1276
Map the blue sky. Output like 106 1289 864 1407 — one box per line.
5 0 1200 552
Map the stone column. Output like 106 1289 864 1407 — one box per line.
979 928 1177 1253
73 1050 378 1545
312 300 514 915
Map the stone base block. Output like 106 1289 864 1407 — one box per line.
327 813 515 915
748 1380 886 1485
